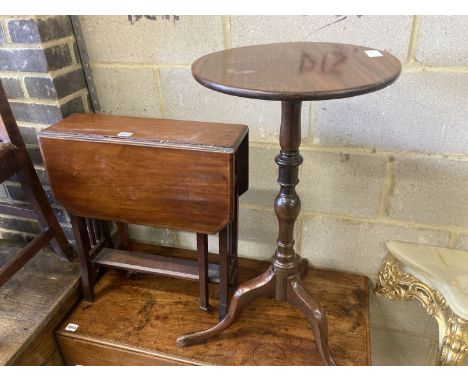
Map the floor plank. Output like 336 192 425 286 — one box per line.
0 240 81 365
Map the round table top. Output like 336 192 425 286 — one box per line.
192 42 402 101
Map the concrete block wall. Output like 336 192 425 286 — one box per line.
77 15 468 365
0 15 89 241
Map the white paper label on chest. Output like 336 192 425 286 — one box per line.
117 131 134 138
65 323 79 332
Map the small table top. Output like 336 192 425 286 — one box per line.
39 113 248 153
192 42 402 101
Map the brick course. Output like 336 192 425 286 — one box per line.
43 44 73 71
7 16 73 44
7 19 42 43
10 101 63 124
0 77 23 98
0 24 5 45
0 48 48 72
24 69 86 100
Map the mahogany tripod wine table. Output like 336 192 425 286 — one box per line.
176 42 402 365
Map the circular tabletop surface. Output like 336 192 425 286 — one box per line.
192 42 402 101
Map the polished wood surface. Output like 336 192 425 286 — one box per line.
55 251 370 366
183 43 401 365
197 233 210 311
0 240 81 365
192 42 401 101
43 113 248 152
41 138 233 234
40 114 247 315
39 115 248 234
177 101 333 365
92 247 219 281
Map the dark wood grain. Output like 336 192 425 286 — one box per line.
218 226 229 320
55 253 370 366
182 43 401 364
57 337 194 366
197 233 210 311
43 113 248 152
39 117 249 234
178 100 332 365
40 138 234 234
40 113 248 315
192 42 401 101
92 247 219 281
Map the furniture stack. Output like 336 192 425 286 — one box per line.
3 40 406 365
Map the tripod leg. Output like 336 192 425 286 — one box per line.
287 276 335 366
177 266 276 347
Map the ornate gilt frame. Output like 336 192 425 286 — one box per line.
375 255 468 366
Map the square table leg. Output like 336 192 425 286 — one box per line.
197 233 210 312
70 214 95 301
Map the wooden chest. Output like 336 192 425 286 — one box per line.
54 254 371 366
38 113 248 235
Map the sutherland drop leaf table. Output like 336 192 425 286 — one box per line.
176 42 402 365
38 114 248 319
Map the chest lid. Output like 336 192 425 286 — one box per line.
39 113 248 153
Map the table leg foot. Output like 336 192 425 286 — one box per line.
287 276 336 366
177 266 275 347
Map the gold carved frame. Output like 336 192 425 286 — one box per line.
375 255 468 366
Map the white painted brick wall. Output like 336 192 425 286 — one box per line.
93 66 163 117
230 16 413 62
300 216 449 275
416 16 468 66
159 67 311 142
245 147 387 218
81 16 224 65
389 157 468 227
299 151 386 217
314 72 468 154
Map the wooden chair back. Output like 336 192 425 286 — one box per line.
0 81 74 287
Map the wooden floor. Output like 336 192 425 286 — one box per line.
56 244 370 366
0 239 81 365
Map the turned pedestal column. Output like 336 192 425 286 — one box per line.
177 42 402 365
